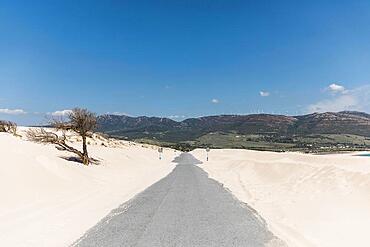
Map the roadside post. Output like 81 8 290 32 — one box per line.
206 147 210 161
158 147 163 160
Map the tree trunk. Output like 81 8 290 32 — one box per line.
82 135 89 165
82 154 89 166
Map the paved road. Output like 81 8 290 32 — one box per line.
73 153 285 247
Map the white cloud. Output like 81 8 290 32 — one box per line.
51 109 72 117
307 85 370 113
259 91 270 97
327 83 345 93
106 111 131 116
211 99 219 104
0 108 27 115
307 95 357 113
168 115 186 119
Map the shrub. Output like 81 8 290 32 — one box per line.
0 120 17 135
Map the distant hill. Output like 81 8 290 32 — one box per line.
293 111 370 136
96 111 370 151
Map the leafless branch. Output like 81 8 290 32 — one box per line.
0 120 17 135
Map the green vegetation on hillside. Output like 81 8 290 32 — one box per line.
97 111 370 152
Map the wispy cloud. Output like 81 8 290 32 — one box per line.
107 111 130 116
307 85 370 113
211 99 219 104
168 115 186 119
51 109 72 117
0 108 27 115
259 91 270 97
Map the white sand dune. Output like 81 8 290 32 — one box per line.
192 149 370 247
2 127 370 247
0 129 177 247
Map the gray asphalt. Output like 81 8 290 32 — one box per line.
72 153 285 247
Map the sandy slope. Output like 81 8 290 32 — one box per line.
192 149 370 247
0 129 177 247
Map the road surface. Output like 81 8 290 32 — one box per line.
73 153 285 247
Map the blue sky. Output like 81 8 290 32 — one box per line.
1 0 370 125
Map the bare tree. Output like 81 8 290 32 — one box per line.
0 120 17 135
27 108 97 165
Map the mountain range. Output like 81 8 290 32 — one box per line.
96 111 370 151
